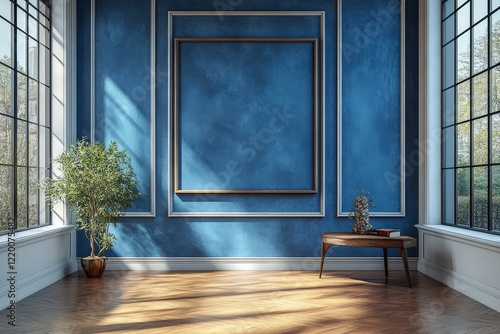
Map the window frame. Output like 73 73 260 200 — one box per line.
0 0 52 235
441 0 500 234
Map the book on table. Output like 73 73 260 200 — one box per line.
366 229 401 237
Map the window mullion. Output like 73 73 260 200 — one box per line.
12 0 18 231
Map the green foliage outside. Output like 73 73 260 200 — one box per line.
40 139 140 257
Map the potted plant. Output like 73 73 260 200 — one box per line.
41 139 139 278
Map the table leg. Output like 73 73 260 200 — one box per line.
398 247 412 288
319 243 333 278
383 248 388 277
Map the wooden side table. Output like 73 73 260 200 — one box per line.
319 232 417 287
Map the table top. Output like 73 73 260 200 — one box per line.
321 232 417 248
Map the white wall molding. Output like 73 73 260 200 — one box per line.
167 11 326 218
90 0 156 217
337 0 406 217
97 256 418 271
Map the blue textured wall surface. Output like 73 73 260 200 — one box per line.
76 0 419 258
177 40 316 192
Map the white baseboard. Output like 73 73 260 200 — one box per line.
93 256 418 271
418 258 500 312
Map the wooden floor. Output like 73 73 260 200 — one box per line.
1 270 500 333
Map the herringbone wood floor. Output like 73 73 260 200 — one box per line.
1 270 500 333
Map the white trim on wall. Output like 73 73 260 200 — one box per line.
418 0 441 226
90 0 156 217
337 0 406 217
100 256 418 271
167 10 326 218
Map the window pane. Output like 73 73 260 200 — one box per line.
444 0 455 19
443 169 456 224
473 72 488 117
443 42 456 89
28 37 37 80
28 13 36 39
0 19 12 67
18 0 27 10
39 126 49 168
28 167 38 227
457 2 471 35
473 0 488 23
492 113 500 163
28 123 37 167
443 87 456 126
17 72 27 119
457 167 471 226
473 116 488 165
457 79 471 122
492 10 500 66
473 18 488 74
0 0 12 22
458 0 469 8
0 166 13 231
444 126 456 168
0 63 13 116
443 15 455 45
17 29 26 73
28 4 36 17
39 83 49 126
457 31 471 82
28 78 37 122
17 119 27 166
39 168 49 225
0 114 13 164
458 122 471 165
39 11 48 27
492 65 500 112
493 165 500 231
39 45 49 86
492 0 500 11
17 167 27 229
39 23 48 46
17 6 26 32
39 1 49 17
473 166 488 229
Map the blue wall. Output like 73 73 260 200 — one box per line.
76 0 419 258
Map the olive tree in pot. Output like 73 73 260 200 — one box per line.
41 139 139 278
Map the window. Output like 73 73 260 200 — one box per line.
442 0 500 233
0 0 51 234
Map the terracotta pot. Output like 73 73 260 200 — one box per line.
80 256 107 278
